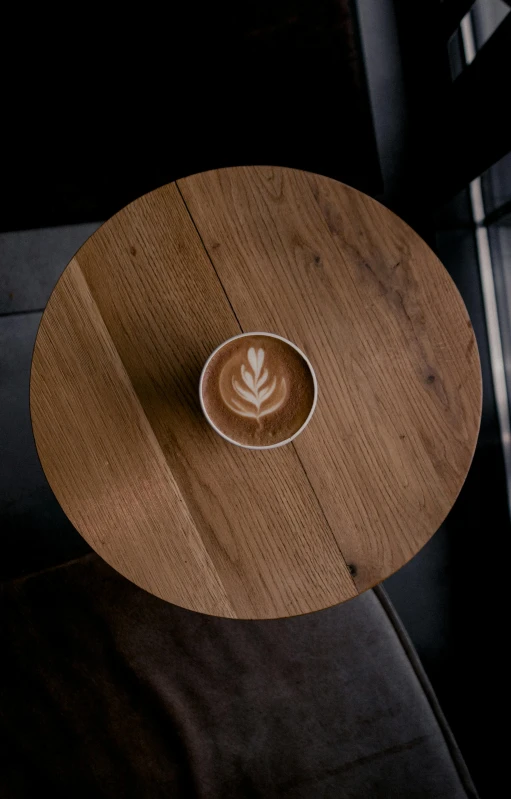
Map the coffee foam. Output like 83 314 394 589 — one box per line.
201 335 315 447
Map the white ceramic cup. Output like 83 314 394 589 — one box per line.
199 332 318 450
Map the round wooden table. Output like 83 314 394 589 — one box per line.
31 167 481 619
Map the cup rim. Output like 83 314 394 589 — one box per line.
199 331 318 450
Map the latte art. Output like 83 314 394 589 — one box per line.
223 347 287 421
200 333 317 448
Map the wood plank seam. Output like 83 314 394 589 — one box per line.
177 166 481 593
66 184 357 616
175 181 244 334
176 176 358 594
290 441 358 584
34 259 237 617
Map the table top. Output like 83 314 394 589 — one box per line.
30 166 481 619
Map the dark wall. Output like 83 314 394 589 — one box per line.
390 0 510 226
2 1 381 232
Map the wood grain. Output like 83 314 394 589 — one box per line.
31 180 356 618
31 168 481 617
31 261 235 617
179 166 482 591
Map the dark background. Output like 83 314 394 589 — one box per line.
1 2 510 796
1 2 380 231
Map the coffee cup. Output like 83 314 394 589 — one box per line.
199 332 318 450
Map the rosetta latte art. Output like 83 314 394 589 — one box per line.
222 347 287 421
201 333 316 447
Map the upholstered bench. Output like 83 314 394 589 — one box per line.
1 555 477 798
